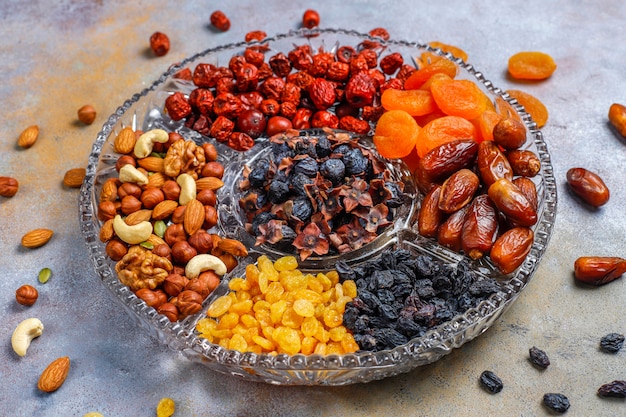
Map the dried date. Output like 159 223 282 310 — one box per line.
417 185 443 238
566 167 610 207
477 140 513 187
574 256 626 286
490 227 534 274
507 149 541 177
438 169 480 213
461 195 498 260
488 178 537 227
417 139 479 185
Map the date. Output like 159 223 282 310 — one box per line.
438 169 479 213
461 195 498 260
488 178 537 227
418 185 443 238
490 227 534 274
574 256 626 285
477 140 513 187
566 167 610 207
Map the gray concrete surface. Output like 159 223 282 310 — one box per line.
1 0 626 415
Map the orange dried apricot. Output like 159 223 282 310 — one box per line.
430 77 487 120
428 41 469 62
373 109 420 159
506 89 549 128
404 57 458 90
415 115 477 158
380 88 437 116
472 110 502 142
419 72 452 92
508 51 557 80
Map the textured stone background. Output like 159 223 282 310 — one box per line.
1 1 626 416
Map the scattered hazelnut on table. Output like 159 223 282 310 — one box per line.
77 105 97 125
15 284 38 306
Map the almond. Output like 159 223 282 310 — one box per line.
63 167 86 188
217 238 248 257
21 228 54 248
137 156 165 173
99 219 114 242
17 125 39 148
38 356 70 392
195 176 224 191
183 199 205 235
124 209 153 225
113 126 136 154
99 178 119 203
152 200 178 220
147 172 167 189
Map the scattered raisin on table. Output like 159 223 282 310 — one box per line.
479 370 503 394
542 393 570 413
597 380 626 398
600 332 625 353
529 346 550 369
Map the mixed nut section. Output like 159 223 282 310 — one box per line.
97 127 249 322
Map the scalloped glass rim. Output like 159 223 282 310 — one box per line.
79 27 557 386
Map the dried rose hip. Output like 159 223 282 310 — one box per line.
210 10 231 32
149 32 170 57
302 9 320 29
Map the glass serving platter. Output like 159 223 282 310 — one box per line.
79 28 557 385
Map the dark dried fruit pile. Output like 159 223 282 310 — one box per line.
338 248 502 352
239 130 407 260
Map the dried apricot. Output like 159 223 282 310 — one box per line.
430 77 487 120
381 88 437 116
428 41 469 62
506 89 549 128
416 115 477 158
508 51 557 80
404 57 458 90
373 109 420 158
473 110 502 142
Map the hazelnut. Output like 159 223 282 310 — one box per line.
203 205 218 229
158 302 179 322
164 223 187 246
176 290 204 319
140 188 164 209
162 273 189 297
202 142 218 162
201 161 225 179
105 239 128 261
171 205 186 224
185 278 211 299
78 104 97 125
117 182 142 199
0 176 19 198
198 270 221 293
218 253 238 273
15 284 38 306
196 189 217 206
120 195 142 215
97 201 118 221
115 155 136 172
171 240 197 264
188 230 213 253
161 180 181 201
152 243 172 260
135 288 167 309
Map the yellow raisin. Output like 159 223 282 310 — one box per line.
293 299 315 317
230 299 253 315
265 281 285 304
229 333 248 351
273 255 299 271
218 312 240 329
342 280 357 298
156 397 175 417
301 316 321 337
252 335 275 351
272 326 301 355
207 295 233 317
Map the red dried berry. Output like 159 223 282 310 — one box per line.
149 32 170 57
210 10 231 32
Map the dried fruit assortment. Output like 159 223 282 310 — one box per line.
238 129 408 260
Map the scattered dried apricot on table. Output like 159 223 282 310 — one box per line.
373 109 420 158
506 89 549 128
508 51 557 80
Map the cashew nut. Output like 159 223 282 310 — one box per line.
185 254 227 279
11 317 44 357
134 128 169 159
176 173 196 206
113 214 153 244
118 164 149 185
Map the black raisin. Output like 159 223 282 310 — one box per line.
600 333 625 353
319 158 346 184
542 393 570 413
597 380 626 398
529 346 551 369
267 180 290 204
479 370 503 394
